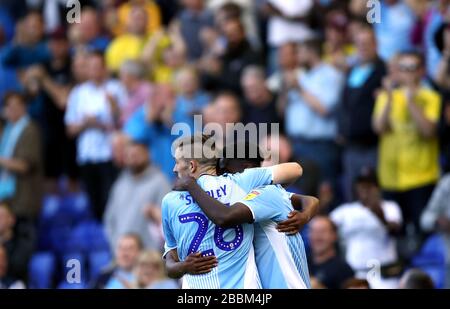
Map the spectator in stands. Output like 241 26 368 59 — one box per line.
373 51 441 235
308 216 354 289
1 10 50 69
434 24 450 171
261 134 320 198
119 60 153 127
342 278 370 289
424 0 450 81
439 93 450 173
374 0 417 62
104 140 170 250
106 6 149 73
260 0 314 73
91 233 143 289
65 51 126 220
21 27 78 194
112 0 162 37
266 41 301 94
323 9 355 72
399 268 435 289
140 22 187 84
280 38 344 189
0 245 25 289
0 92 43 224
30 0 98 34
122 83 176 180
199 18 262 94
71 49 90 85
68 7 110 52
434 22 450 89
171 66 210 131
330 168 403 289
420 173 450 288
177 0 214 61
211 1 260 50
0 203 34 282
204 92 242 148
132 250 179 289
338 26 386 202
240 65 280 132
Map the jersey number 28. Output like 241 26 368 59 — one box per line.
179 212 244 257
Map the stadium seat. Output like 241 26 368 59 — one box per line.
411 234 447 289
57 281 87 289
89 250 112 281
88 223 110 252
28 252 56 289
65 220 110 254
60 192 92 224
49 225 73 254
40 194 61 223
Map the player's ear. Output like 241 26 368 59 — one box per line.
189 160 197 174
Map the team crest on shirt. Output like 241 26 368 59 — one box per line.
244 190 260 201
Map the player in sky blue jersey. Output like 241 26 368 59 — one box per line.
173 142 318 289
162 135 303 289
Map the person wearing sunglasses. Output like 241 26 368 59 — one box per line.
372 51 441 240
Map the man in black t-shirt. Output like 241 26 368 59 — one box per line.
308 215 354 289
22 27 78 192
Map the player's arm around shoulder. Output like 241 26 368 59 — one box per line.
271 162 303 185
164 250 218 279
276 194 319 235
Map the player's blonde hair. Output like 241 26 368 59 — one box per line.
174 134 218 169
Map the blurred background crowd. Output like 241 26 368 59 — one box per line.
0 0 450 289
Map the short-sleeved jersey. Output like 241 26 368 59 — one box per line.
162 167 274 289
240 185 311 289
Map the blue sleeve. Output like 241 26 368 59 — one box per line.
230 167 274 193
240 186 284 223
320 69 344 111
161 194 177 257
1 44 19 67
123 107 156 144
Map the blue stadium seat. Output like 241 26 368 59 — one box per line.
89 250 112 281
65 220 110 254
65 224 90 253
88 223 110 252
28 252 56 289
60 192 92 224
57 281 87 289
40 194 61 223
49 225 73 254
411 234 447 288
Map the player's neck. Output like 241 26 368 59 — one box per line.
194 166 217 179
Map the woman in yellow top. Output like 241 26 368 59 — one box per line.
112 0 162 36
372 51 441 234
